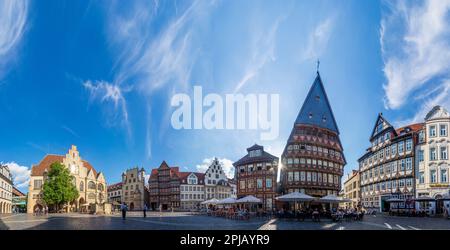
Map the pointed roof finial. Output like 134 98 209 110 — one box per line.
316 59 320 73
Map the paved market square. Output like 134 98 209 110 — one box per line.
1 212 449 230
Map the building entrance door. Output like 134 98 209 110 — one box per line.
436 195 443 214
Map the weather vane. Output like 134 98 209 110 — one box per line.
317 59 320 73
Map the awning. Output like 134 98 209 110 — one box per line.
414 196 436 201
276 192 315 202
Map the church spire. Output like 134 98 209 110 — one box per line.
295 71 339 134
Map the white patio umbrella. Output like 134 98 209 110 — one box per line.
276 192 315 202
201 198 219 205
217 197 237 205
319 194 349 203
236 195 262 204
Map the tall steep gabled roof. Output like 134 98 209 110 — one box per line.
295 72 339 134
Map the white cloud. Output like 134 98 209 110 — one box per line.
83 80 131 134
234 16 285 93
196 157 235 179
302 17 335 61
381 0 450 111
91 0 217 158
0 0 28 77
3 162 30 188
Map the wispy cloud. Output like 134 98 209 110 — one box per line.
196 157 235 179
83 80 131 134
108 0 216 94
0 0 28 79
234 16 285 93
381 0 450 116
2 162 30 188
61 125 80 138
26 142 50 153
90 0 217 158
302 17 335 61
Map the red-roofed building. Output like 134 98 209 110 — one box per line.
358 113 423 212
148 161 181 211
107 182 123 210
27 145 109 214
179 172 205 210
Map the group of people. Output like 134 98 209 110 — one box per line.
119 203 148 220
275 207 365 222
330 208 364 222
206 206 253 220
33 206 48 216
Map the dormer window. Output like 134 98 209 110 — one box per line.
309 113 313 119
315 95 320 101
322 116 327 123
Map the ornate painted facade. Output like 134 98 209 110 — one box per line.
280 72 346 197
148 161 181 211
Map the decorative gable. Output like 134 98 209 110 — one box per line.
97 172 105 182
370 113 394 140
87 169 96 180
425 106 450 121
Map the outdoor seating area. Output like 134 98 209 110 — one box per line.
198 193 366 223
273 193 364 223
386 196 450 218
201 195 271 220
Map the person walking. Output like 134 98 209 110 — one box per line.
121 203 128 220
143 204 148 218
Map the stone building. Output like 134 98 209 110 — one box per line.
359 114 421 212
280 72 346 197
415 106 450 214
343 170 360 209
234 144 279 211
179 172 205 210
148 161 181 211
122 167 147 210
0 164 13 214
204 158 233 200
27 145 109 214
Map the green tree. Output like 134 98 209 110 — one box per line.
42 162 79 212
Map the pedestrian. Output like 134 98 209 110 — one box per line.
143 204 148 218
121 202 127 220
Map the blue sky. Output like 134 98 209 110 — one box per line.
1 0 449 193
